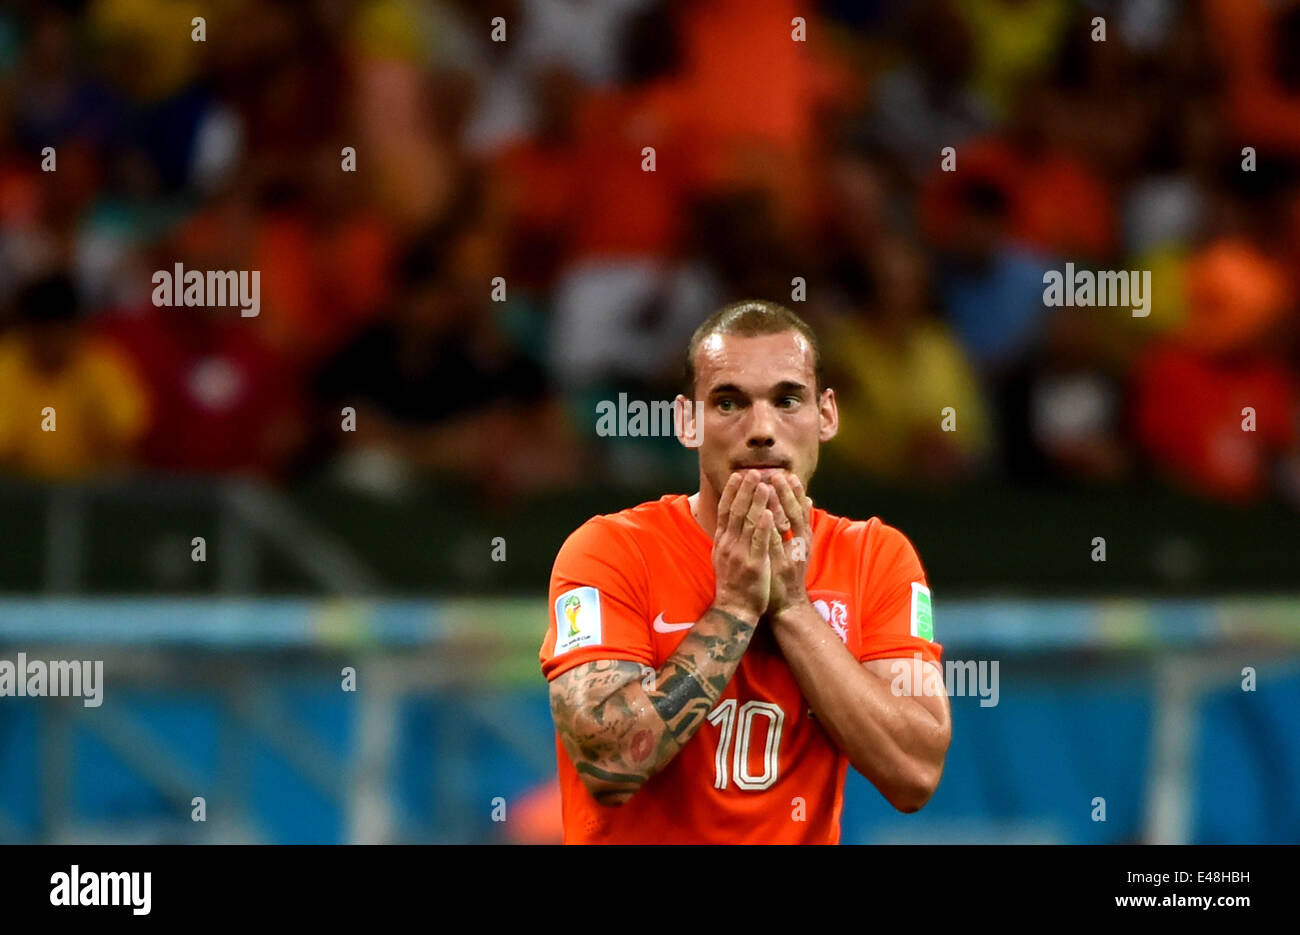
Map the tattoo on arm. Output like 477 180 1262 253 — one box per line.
645 607 754 741
548 607 757 802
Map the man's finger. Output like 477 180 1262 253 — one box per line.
715 472 741 538
789 474 814 536
769 487 792 535
772 473 804 538
751 508 775 560
768 521 786 564
726 471 759 540
788 470 806 505
745 482 772 532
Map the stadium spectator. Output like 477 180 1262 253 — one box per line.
314 229 580 500
999 306 1132 484
247 153 397 371
1204 0 1300 158
921 86 1118 264
1132 237 1299 501
867 0 991 184
822 237 991 484
931 177 1051 376
0 272 149 479
954 0 1073 116
98 223 306 478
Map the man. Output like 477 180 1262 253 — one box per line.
540 300 951 843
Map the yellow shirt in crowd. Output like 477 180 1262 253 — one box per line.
0 334 150 480
825 318 991 480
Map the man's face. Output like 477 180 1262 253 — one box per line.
679 330 838 499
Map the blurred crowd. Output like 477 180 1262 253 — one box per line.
2 0 1300 505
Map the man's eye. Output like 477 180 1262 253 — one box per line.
717 399 736 412
779 396 800 408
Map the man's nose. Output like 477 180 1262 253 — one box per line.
745 401 777 448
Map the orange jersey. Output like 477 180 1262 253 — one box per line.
540 494 942 844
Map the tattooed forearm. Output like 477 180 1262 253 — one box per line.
575 761 644 786
548 606 758 804
644 661 709 738
646 607 755 741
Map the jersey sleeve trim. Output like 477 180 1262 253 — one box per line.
542 646 651 682
858 641 943 666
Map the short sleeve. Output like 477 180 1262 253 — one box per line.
857 524 942 666
540 517 656 681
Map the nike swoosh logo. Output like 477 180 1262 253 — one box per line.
653 613 695 633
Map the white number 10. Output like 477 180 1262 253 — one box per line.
706 699 785 790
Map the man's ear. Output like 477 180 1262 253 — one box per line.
818 387 839 443
674 394 703 449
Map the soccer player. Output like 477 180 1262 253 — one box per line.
540 300 951 843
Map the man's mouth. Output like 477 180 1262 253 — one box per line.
733 462 790 474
